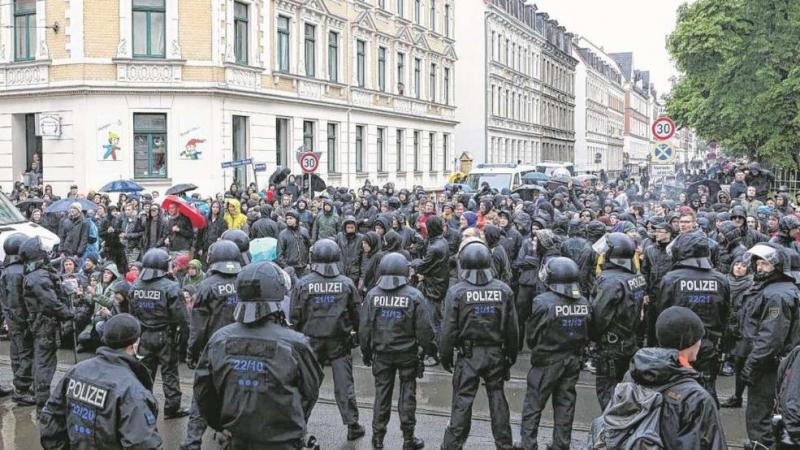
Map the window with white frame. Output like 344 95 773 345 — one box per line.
377 127 386 172
356 39 366 87
304 23 316 77
133 0 165 58
233 2 248 64
14 0 36 61
378 47 386 92
277 16 290 71
328 31 339 82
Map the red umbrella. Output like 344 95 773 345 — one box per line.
161 195 207 229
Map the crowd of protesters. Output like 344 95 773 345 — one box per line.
5 157 800 449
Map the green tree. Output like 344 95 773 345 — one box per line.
667 0 800 168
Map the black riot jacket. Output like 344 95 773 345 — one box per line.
39 346 162 450
360 283 434 356
188 273 239 362
194 320 323 446
0 261 27 322
250 217 281 240
439 278 519 369
129 276 184 331
290 272 360 339
623 348 727 450
740 273 800 375
776 345 800 444
23 267 73 322
657 264 730 360
590 267 646 354
527 291 592 365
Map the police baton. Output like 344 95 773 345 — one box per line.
68 293 79 364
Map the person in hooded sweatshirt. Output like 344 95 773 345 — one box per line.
720 256 754 407
336 216 364 286
484 225 512 286
359 231 382 297
277 210 311 277
355 196 378 234
312 199 340 242
223 199 247 231
380 230 411 261
410 216 450 332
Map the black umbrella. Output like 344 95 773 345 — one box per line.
686 180 721 199
16 198 44 211
269 166 291 186
165 183 198 196
301 174 327 192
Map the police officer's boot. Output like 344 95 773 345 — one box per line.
0 384 13 397
402 436 424 450
721 395 743 408
164 406 190 419
371 434 384 449
347 423 365 441
12 389 35 406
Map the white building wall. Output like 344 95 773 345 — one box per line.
0 92 454 194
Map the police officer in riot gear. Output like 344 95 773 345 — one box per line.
590 232 647 411
360 252 434 450
657 231 730 403
440 241 519 450
39 314 163 449
521 257 591 450
0 233 34 405
181 240 243 450
740 243 800 449
221 228 252 265
290 239 365 441
194 260 323 449
20 236 74 413
130 248 189 418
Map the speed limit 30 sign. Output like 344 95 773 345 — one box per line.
652 116 676 141
300 152 320 174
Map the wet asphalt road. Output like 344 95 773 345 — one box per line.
0 342 749 449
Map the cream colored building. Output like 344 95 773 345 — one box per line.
454 0 576 166
573 36 624 176
0 0 457 194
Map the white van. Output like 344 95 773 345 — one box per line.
0 192 60 260
463 163 539 192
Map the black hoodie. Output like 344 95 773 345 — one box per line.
484 225 512 285
359 232 382 295
410 216 450 301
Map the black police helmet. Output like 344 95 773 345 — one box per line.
207 240 243 275
717 220 741 243
670 232 712 269
310 239 341 277
140 248 170 281
458 241 494 285
606 232 636 271
3 233 28 263
234 261 290 324
539 257 582 299
779 215 800 234
19 236 47 265
377 252 410 290
221 229 251 265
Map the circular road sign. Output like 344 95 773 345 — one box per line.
652 116 676 141
653 143 675 162
300 152 320 174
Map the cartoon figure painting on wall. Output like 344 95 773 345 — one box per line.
102 132 121 160
181 138 205 160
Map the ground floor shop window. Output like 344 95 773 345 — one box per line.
134 113 167 178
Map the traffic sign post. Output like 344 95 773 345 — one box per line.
652 116 676 141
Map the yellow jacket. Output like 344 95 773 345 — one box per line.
224 199 247 230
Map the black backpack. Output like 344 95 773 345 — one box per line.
589 378 694 449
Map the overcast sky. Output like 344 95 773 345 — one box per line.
532 0 688 95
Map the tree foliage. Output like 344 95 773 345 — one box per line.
666 0 800 168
